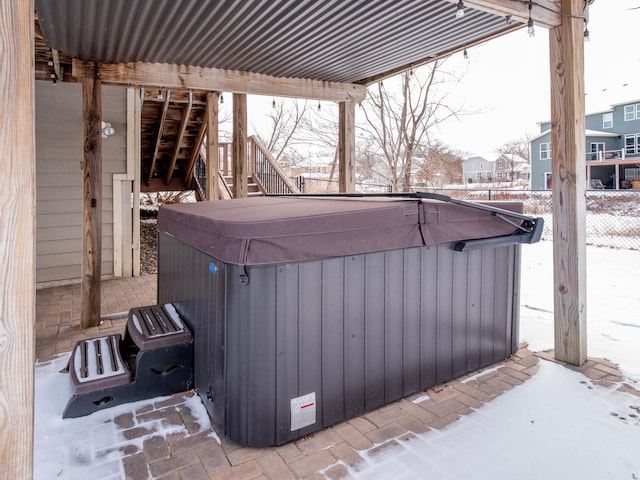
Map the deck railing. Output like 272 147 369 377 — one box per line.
586 149 628 162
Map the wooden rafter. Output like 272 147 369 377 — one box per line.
144 87 207 105
147 89 171 185
442 0 562 28
72 59 368 103
165 90 192 185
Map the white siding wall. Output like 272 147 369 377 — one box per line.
36 82 127 285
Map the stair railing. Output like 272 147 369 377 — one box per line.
191 137 299 199
249 136 300 194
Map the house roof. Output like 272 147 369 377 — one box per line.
530 128 620 142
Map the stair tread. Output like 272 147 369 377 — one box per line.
128 304 192 350
70 334 131 395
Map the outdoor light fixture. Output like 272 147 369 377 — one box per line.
584 26 590 42
220 94 224 104
463 48 469 60
455 0 465 19
101 121 115 138
527 1 535 37
527 17 535 37
157 88 163 100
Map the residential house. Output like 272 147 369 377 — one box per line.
530 100 640 189
462 154 529 184
495 153 530 182
462 156 493 183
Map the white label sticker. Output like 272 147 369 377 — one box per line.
290 392 316 431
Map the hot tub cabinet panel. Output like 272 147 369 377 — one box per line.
157 196 523 447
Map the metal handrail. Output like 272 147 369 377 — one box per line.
248 136 300 194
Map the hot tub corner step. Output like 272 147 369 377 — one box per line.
69 334 131 396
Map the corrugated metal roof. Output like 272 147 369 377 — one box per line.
35 0 521 84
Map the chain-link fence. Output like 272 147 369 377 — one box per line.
414 188 640 251
294 177 640 251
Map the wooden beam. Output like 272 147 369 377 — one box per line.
132 87 142 276
442 0 561 28
147 89 171 184
549 0 587 366
233 93 248 198
184 119 206 183
166 90 193 184
81 66 103 328
0 0 35 476
205 92 220 201
72 59 368 103
338 100 356 193
144 87 207 105
51 48 61 81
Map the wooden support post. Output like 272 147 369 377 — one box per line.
206 92 220 201
0 0 35 477
549 0 587 366
338 100 356 193
81 66 103 329
233 93 248 198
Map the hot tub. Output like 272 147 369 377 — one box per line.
156 195 541 447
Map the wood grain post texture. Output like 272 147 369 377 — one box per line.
232 93 248 198
81 68 103 328
205 92 220 201
0 0 35 476
549 0 587 366
338 100 356 193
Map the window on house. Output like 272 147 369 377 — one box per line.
625 134 640 155
477 172 481 179
540 143 551 160
497 172 503 179
496 160 503 169
624 104 640 121
603 112 613 129
590 142 605 161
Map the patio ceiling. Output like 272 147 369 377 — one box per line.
33 0 547 86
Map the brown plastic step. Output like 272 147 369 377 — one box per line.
127 303 192 350
69 334 131 395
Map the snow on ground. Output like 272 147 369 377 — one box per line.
520 241 640 380
345 361 640 480
34 355 215 480
34 240 640 479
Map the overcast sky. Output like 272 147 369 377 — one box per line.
435 0 640 160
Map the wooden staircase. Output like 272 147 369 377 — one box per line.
222 175 265 197
192 135 300 201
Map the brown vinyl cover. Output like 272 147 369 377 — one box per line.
157 196 523 267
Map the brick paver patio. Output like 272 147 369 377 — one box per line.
35 274 637 479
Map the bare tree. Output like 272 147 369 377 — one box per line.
255 98 308 163
359 61 463 192
495 136 531 184
497 136 531 163
414 142 464 187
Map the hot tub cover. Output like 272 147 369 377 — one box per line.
157 196 525 267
